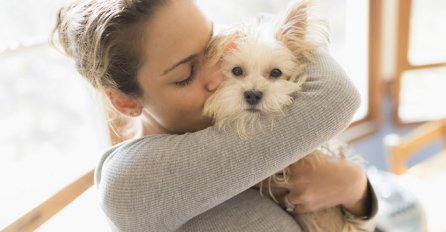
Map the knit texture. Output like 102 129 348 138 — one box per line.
94 48 369 231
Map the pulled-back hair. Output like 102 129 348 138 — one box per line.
52 0 169 142
53 0 169 97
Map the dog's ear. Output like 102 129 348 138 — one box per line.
276 0 311 50
204 32 240 66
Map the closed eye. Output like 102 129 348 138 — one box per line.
175 64 196 87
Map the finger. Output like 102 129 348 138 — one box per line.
287 191 304 207
288 161 312 177
290 153 327 170
294 203 314 214
283 194 312 214
295 203 330 214
288 192 325 214
282 194 297 212
286 191 312 213
259 175 293 190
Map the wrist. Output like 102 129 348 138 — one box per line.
341 167 370 217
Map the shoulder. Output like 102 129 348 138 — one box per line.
93 135 168 190
93 136 171 226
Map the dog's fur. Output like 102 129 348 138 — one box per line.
203 1 367 231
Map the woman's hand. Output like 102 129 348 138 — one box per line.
263 155 371 217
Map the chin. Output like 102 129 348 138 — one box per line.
180 116 214 133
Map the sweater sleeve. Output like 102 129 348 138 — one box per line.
94 48 361 231
342 179 379 231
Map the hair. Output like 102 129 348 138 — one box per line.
52 0 170 143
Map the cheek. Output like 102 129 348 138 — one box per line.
174 86 207 115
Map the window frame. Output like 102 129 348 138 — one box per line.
340 0 383 142
391 0 446 127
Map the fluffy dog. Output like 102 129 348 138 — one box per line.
203 1 366 231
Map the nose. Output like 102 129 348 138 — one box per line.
244 90 263 106
205 66 225 93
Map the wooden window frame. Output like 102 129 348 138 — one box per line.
341 0 383 142
391 0 446 127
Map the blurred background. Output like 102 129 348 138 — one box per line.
1 0 445 231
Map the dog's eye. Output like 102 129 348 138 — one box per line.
232 67 244 76
270 68 282 78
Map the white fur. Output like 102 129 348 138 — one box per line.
203 1 314 138
204 38 304 138
203 1 365 231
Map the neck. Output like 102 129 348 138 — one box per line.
140 112 172 136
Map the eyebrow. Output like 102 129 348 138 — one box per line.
162 24 214 75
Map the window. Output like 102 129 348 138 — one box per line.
0 1 110 230
393 0 446 125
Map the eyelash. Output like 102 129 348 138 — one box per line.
175 64 196 87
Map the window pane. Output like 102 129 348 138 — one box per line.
0 44 111 228
0 0 67 52
399 67 446 122
197 0 290 23
0 1 111 228
320 0 369 121
198 0 370 122
408 0 446 65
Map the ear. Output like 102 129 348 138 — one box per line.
276 0 310 43
204 31 241 67
105 88 143 117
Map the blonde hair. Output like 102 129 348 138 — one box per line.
52 0 169 142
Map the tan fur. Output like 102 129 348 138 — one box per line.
204 0 364 231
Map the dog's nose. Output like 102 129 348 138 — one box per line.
244 90 263 106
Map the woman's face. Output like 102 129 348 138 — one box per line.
137 0 225 135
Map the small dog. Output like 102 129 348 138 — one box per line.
203 1 366 231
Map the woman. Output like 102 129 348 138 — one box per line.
54 0 377 231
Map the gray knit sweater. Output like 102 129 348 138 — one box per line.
94 48 377 232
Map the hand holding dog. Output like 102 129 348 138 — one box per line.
262 155 370 217
288 155 369 216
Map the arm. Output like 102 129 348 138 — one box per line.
94 48 361 231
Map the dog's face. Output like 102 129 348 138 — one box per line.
204 34 303 137
220 35 302 112
204 0 318 137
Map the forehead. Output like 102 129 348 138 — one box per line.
139 0 212 77
227 36 295 70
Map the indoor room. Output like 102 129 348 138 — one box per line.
1 0 445 231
